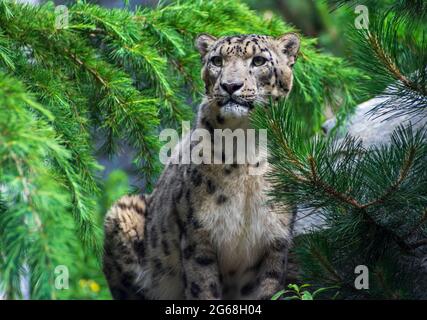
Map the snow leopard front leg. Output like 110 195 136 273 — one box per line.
256 238 289 299
179 222 222 300
237 237 288 300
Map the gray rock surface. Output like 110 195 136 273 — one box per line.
322 96 426 147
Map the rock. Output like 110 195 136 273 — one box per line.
322 96 426 147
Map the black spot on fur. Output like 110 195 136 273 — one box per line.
174 188 183 202
153 258 164 272
133 240 145 257
195 256 215 266
272 239 287 252
206 179 216 194
185 189 191 202
176 217 185 236
150 226 158 248
132 204 145 216
219 273 223 284
278 80 288 91
121 271 134 287
173 205 186 237
183 244 195 259
190 282 201 298
111 222 120 236
265 270 282 280
216 194 228 204
283 40 297 53
191 169 203 187
162 239 170 255
216 114 225 124
119 244 132 257
240 281 256 296
117 202 128 211
123 255 135 265
104 241 114 257
182 272 188 288
187 206 202 229
273 67 278 79
113 260 123 274
209 282 220 299
160 218 168 234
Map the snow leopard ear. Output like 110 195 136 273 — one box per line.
195 34 217 57
276 33 300 67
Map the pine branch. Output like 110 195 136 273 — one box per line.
307 152 416 253
346 7 427 120
310 245 343 283
367 32 425 96
308 155 363 209
328 0 427 21
63 47 108 86
361 146 416 208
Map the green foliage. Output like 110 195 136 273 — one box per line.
272 283 339 300
98 170 129 215
0 73 77 298
0 0 364 299
328 0 427 120
328 0 427 22
252 99 427 299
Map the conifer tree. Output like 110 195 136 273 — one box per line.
252 0 427 299
0 0 364 299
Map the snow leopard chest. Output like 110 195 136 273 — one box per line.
195 167 285 272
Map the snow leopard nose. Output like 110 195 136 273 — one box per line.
220 82 243 95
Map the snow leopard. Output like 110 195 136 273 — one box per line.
103 33 301 300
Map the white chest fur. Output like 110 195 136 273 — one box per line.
197 166 289 273
170 129 290 273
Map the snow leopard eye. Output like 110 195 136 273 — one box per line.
252 56 267 67
211 56 223 67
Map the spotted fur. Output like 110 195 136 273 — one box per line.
103 33 300 299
